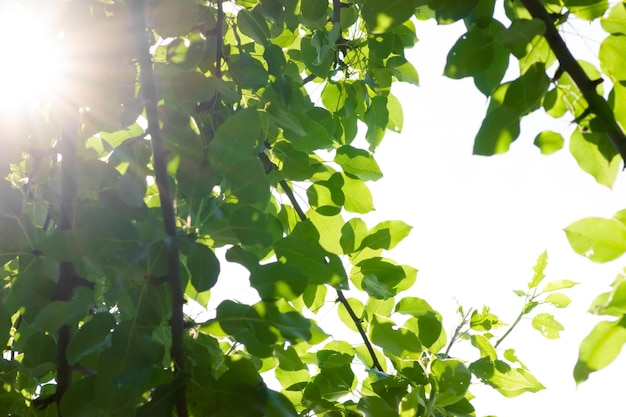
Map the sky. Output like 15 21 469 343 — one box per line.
363 16 626 417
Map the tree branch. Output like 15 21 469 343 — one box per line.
215 0 224 77
131 2 188 416
258 152 384 372
519 0 626 163
34 114 81 415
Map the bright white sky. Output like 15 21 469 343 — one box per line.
364 17 626 417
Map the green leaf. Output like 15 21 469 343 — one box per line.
209 108 261 166
541 279 578 292
342 174 374 214
337 297 365 332
564 0 609 21
386 93 404 133
150 0 198 37
444 26 494 79
340 217 369 254
359 220 412 251
365 96 389 150
602 3 626 35
300 35 334 78
600 34 626 82
187 242 220 292
238 8 270 45
361 0 415 33
283 113 333 152
473 106 521 155
386 56 419 86
500 63 550 114
498 19 545 58
534 130 564 155
471 334 497 360
274 222 348 287
369 314 422 359
351 257 411 299
574 317 626 383
358 396 398 417
544 292 572 308
470 306 501 331
67 313 116 365
528 251 548 289
428 0 479 24
570 128 621 188
565 217 626 262
531 313 563 339
470 358 544 397
231 206 274 246
300 0 328 23
396 297 445 350
473 21 509 96
33 287 93 333
334 146 383 181
430 359 471 407
250 262 308 301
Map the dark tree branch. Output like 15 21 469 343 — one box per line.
519 0 626 163
34 115 80 415
215 0 224 77
131 2 188 416
258 152 385 372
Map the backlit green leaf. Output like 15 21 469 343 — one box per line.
564 0 608 21
444 26 494 79
574 317 626 383
600 34 626 82
532 313 563 339
534 131 564 155
369 314 422 359
470 358 544 397
361 0 415 33
334 146 383 181
565 217 626 262
473 106 521 155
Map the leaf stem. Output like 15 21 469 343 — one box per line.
131 2 188 416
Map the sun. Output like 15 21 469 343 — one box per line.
0 2 62 109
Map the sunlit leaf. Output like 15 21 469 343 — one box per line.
574 317 626 383
532 313 563 339
565 217 626 262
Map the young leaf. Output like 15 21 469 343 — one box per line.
544 293 572 308
531 313 563 339
528 251 548 289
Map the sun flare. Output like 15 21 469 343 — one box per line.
0 2 62 109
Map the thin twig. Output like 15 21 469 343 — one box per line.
131 2 188 416
258 152 384 372
519 0 626 163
